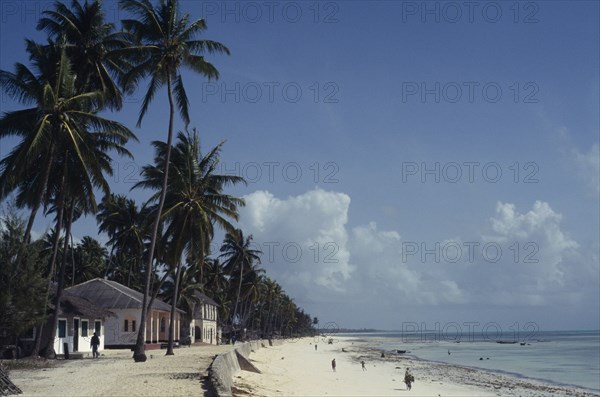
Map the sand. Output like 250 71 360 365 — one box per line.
6 338 599 397
7 344 232 396
233 337 600 397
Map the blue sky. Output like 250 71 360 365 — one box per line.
1 1 599 333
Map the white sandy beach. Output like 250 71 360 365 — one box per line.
234 337 600 397
7 344 232 396
5 338 599 397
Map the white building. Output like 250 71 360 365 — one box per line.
66 278 184 348
190 291 219 345
46 287 112 357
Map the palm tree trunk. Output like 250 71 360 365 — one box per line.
71 232 75 286
147 270 171 323
104 245 115 278
231 262 244 330
133 76 176 362
46 198 75 358
166 261 183 355
33 156 66 357
16 144 55 273
127 256 133 287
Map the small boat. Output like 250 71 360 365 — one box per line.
520 342 526 346
397 350 407 354
496 341 517 344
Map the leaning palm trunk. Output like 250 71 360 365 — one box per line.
33 204 64 356
231 263 244 331
166 260 183 355
133 77 176 362
46 198 75 358
14 143 55 287
70 232 76 286
33 157 66 357
22 145 55 246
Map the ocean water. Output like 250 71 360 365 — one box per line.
339 330 600 391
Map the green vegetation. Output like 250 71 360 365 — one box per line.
0 0 314 361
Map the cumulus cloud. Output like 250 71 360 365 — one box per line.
239 189 353 294
239 189 594 328
481 201 580 305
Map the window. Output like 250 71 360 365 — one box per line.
131 320 136 332
58 320 67 338
81 320 89 337
124 319 129 332
95 321 101 336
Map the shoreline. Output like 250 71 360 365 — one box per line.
356 342 600 397
5 337 598 397
341 330 600 395
233 337 600 397
405 353 600 394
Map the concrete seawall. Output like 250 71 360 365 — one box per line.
208 339 280 397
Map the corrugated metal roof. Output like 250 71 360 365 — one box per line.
60 290 116 318
66 278 182 313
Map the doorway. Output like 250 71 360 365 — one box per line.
73 318 79 352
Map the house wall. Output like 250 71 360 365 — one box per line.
192 303 219 345
52 316 104 356
104 308 140 347
104 308 181 348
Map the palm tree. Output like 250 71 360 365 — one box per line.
2 0 129 262
262 278 282 337
202 258 231 327
134 131 245 354
1 42 136 356
70 236 108 285
160 264 201 327
97 194 148 287
44 111 135 357
203 257 228 292
0 210 48 346
220 230 262 332
36 0 130 110
0 41 135 260
236 263 265 330
118 0 230 362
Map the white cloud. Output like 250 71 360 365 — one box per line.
240 189 353 293
481 201 580 304
573 143 600 196
239 189 595 328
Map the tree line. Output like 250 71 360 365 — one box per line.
0 0 314 362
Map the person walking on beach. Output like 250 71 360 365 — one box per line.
90 332 100 358
404 368 414 390
331 358 336 372
315 344 318 351
361 360 367 371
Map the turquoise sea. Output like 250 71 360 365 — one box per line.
339 330 600 392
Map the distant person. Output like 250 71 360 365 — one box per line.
361 360 366 371
404 368 414 390
331 358 336 372
232 334 236 345
90 332 100 358
448 349 451 355
315 344 318 351
381 351 385 358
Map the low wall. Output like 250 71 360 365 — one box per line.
208 339 280 397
